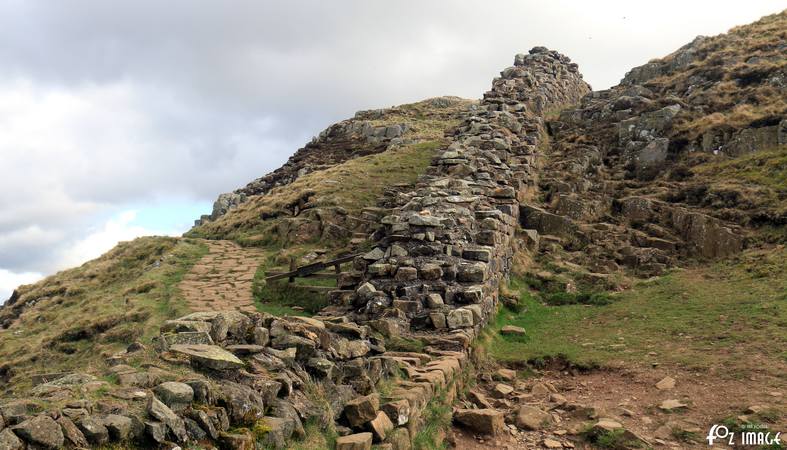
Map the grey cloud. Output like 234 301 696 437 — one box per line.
0 0 783 283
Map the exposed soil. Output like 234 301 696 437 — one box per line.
179 239 263 312
452 363 786 449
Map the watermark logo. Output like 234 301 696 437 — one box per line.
706 424 781 446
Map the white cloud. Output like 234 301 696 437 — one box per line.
55 210 177 270
0 269 43 303
0 1 783 299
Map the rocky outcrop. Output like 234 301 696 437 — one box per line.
196 97 471 225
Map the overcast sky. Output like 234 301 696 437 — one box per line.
0 0 783 301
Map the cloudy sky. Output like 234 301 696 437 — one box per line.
0 0 783 300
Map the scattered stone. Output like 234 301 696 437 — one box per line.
335 432 373 450
659 399 687 412
170 344 244 370
543 438 563 448
516 405 553 430
12 415 64 449
655 376 675 390
102 414 135 441
0 429 23 450
367 411 393 442
493 368 516 382
77 416 109 445
154 382 194 411
344 394 380 428
493 383 514 398
501 325 526 336
56 416 88 448
531 382 550 396
147 396 188 442
381 400 410 426
453 409 505 436
594 419 623 431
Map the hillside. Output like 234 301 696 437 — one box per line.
0 10 785 450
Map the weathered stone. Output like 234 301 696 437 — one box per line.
186 409 219 440
170 344 244 370
219 430 253 450
381 400 410 426
77 416 109 445
101 414 135 441
516 405 553 430
145 421 167 443
594 419 623 431
154 382 194 411
343 394 380 428
453 409 505 436
12 415 64 449
336 432 373 450
158 331 214 350
216 381 265 424
408 215 443 227
386 427 411 450
147 396 188 442
659 399 687 411
418 264 443 280
357 282 377 295
56 416 88 448
394 267 418 281
252 327 270 346
655 376 675 390
500 325 526 336
492 383 514 398
493 368 516 382
446 308 474 329
429 312 447 329
0 429 23 450
543 438 563 448
425 293 444 308
367 411 394 442
457 262 486 282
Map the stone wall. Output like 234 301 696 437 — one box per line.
0 48 590 450
330 47 590 338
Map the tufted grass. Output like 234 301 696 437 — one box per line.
489 247 787 378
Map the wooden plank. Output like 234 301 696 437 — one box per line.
265 253 359 282
293 285 335 292
265 272 338 279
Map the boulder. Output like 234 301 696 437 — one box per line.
12 415 64 449
655 376 675 390
56 416 88 448
515 405 553 430
218 430 253 450
101 414 135 441
170 344 244 370
154 382 195 411
500 325 526 336
147 396 188 442
335 432 373 450
0 429 23 450
493 368 516 382
343 394 380 428
386 427 411 450
381 400 410 426
215 381 265 424
453 409 505 436
492 383 514 398
77 416 109 445
446 309 474 329
367 411 393 442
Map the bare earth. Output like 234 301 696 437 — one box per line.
179 239 263 313
453 364 786 449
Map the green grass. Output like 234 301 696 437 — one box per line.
0 237 208 392
489 248 787 376
693 146 787 190
412 386 453 450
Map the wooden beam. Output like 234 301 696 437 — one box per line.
264 253 359 282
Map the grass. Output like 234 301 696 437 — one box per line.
412 385 453 450
189 139 445 246
489 247 787 377
0 236 207 394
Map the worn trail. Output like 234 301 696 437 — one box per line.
179 239 264 312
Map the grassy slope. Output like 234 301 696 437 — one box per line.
490 247 787 379
646 10 786 140
0 237 207 393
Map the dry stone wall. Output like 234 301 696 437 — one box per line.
0 48 590 450
330 47 590 338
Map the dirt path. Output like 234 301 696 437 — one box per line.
179 240 264 313
452 364 786 449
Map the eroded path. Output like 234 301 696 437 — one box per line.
179 240 264 312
